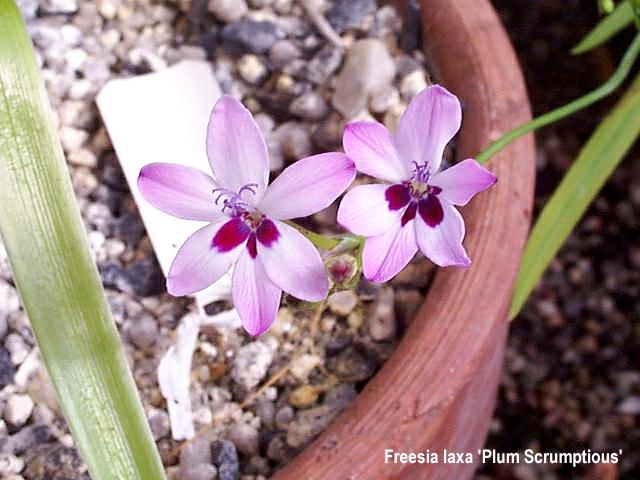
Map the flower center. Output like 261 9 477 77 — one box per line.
385 174 444 228
210 184 280 259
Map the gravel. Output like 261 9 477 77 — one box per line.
8 0 447 478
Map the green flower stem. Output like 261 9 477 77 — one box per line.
476 32 640 165
0 2 166 479
284 221 343 250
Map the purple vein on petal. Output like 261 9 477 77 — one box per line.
256 219 280 247
418 194 444 227
246 234 258 258
401 202 417 226
385 184 411 211
212 217 251 252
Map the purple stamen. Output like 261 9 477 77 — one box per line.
238 183 258 195
212 184 257 216
411 161 431 183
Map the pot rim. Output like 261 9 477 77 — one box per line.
273 0 536 478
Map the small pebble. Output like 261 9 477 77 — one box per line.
59 126 88 152
181 465 217 480
208 0 248 23
4 394 34 427
618 396 640 415
289 354 321 382
369 85 400 114
326 0 375 33
268 40 302 68
222 20 285 55
211 440 239 480
272 122 312 160
305 45 343 84
41 0 78 14
0 453 25 476
289 385 320 409
147 408 170 440
274 405 294 428
0 347 16 388
238 54 268 85
286 406 335 448
368 287 396 341
289 92 329 121
5 333 29 365
400 70 428 101
128 314 158 350
332 38 396 118
228 423 259 456
231 341 274 390
327 290 358 317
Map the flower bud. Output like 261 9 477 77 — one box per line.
325 253 358 285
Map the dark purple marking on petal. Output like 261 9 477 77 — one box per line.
401 202 417 227
418 194 444 227
212 217 251 252
385 184 411 211
256 218 280 247
246 233 258 258
430 185 442 195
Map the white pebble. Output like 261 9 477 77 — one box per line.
238 54 268 85
4 394 34 427
0 454 25 476
400 70 428 101
5 333 29 365
231 340 274 390
208 0 248 23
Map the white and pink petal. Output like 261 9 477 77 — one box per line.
259 152 355 220
337 183 406 237
343 121 410 183
415 200 471 267
232 250 282 336
167 220 247 296
138 163 222 221
396 85 462 173
431 158 497 206
362 220 418 283
206 95 269 201
257 220 328 302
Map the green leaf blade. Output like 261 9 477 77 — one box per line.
572 1 634 55
0 2 166 479
510 72 640 318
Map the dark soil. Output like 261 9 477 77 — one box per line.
478 1 640 479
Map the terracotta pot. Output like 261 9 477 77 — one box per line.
273 0 535 478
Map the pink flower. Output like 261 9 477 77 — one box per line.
138 96 355 335
337 85 497 282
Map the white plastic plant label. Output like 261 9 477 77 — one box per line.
96 60 239 326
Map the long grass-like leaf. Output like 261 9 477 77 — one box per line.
476 32 640 164
572 1 634 55
0 2 166 479
510 72 640 318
